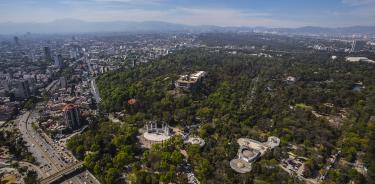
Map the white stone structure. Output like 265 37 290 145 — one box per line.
238 146 261 163
266 136 280 149
346 57 375 64
230 136 280 173
230 159 252 173
175 71 207 90
186 137 205 147
140 121 172 148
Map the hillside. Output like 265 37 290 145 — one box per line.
67 49 375 183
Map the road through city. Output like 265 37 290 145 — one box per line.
16 111 100 184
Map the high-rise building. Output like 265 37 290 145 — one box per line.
60 77 67 89
69 46 81 59
63 104 81 130
15 80 31 99
54 54 64 69
44 47 52 62
13 36 19 45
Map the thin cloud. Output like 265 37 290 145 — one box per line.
170 8 301 27
93 0 164 2
0 0 374 27
339 0 375 25
342 0 375 5
92 0 165 5
64 7 303 27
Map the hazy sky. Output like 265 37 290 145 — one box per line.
0 0 374 27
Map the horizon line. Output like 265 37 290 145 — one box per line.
0 19 374 29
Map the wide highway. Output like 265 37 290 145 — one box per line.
16 111 100 184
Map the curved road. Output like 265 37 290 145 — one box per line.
18 161 46 178
16 111 100 184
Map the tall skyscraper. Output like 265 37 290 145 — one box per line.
54 54 64 69
63 104 81 130
60 77 67 89
15 80 31 99
13 36 19 45
44 47 52 62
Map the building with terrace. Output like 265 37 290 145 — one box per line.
185 136 205 147
175 71 207 91
230 136 280 173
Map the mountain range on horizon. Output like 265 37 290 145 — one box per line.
1 19 375 36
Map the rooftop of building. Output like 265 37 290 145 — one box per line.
186 136 205 147
63 103 78 111
230 136 280 173
346 56 375 63
176 71 207 83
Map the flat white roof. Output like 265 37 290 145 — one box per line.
346 57 375 63
346 57 368 61
191 71 206 78
187 137 205 146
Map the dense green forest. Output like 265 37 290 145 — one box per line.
68 49 375 183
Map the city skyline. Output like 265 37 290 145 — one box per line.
1 3 375 182
0 0 375 27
